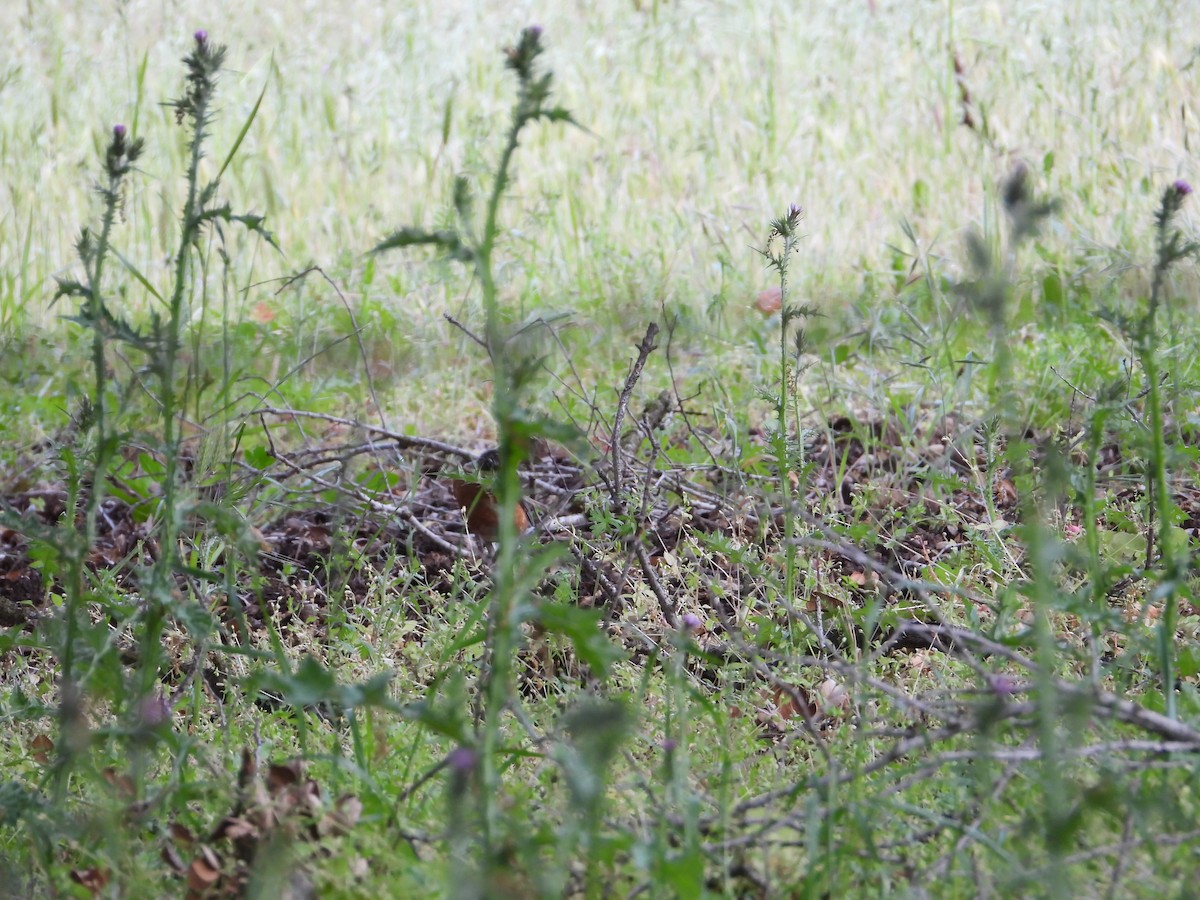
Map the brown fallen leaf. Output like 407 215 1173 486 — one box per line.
266 760 303 792
771 684 816 721
993 478 1018 507
69 867 109 895
102 767 136 799
187 846 222 894
162 843 186 874
30 734 53 765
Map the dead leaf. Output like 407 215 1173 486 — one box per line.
102 767 136 799
993 478 1018 506
771 685 815 721
848 570 880 590
162 844 186 874
318 797 360 838
212 815 258 843
186 846 222 893
69 867 109 895
30 734 53 765
817 678 849 712
267 760 303 792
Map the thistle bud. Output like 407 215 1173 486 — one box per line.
448 746 478 773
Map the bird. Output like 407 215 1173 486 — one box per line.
449 449 530 542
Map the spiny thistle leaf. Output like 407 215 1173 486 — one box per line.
756 386 781 407
782 303 820 326
230 214 281 253
371 226 474 263
452 175 474 225
52 278 92 303
532 106 581 128
964 229 992 274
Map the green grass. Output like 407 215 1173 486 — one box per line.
2 2 1200 898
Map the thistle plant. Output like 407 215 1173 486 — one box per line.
957 165 1071 875
1138 179 1197 718
133 30 275 713
373 28 621 887
19 29 275 790
1085 179 1198 716
960 164 1058 406
758 204 815 626
31 123 146 792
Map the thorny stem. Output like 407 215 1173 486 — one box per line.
476 30 546 853
54 126 140 796
144 36 219 700
1143 181 1193 719
764 205 803 637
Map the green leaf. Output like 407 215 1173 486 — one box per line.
244 445 273 470
536 604 625 680
231 214 282 253
252 655 398 714
112 247 164 304
400 672 470 743
217 71 269 182
440 86 456 146
52 278 91 303
554 698 631 813
1041 272 1063 307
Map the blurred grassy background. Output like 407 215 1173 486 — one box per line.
4 1 1195 328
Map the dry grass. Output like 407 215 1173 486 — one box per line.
4 1 1196 338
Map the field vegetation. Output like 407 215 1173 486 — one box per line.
2 1 1200 896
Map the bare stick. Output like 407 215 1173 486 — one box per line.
253 407 476 460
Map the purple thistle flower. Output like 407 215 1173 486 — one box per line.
448 746 478 773
682 613 701 632
137 692 172 729
661 738 677 753
194 29 208 45
113 124 126 139
527 25 543 40
988 675 1018 696
1173 179 1193 197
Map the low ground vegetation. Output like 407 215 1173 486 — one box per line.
2 5 1200 897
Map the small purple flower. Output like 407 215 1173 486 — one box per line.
113 124 126 139
527 25 543 40
681 613 701 632
137 692 172 729
988 675 1018 696
194 29 208 45
448 746 478 773
661 738 677 753
1173 179 1193 197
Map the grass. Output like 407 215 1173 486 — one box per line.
2 1 1200 897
